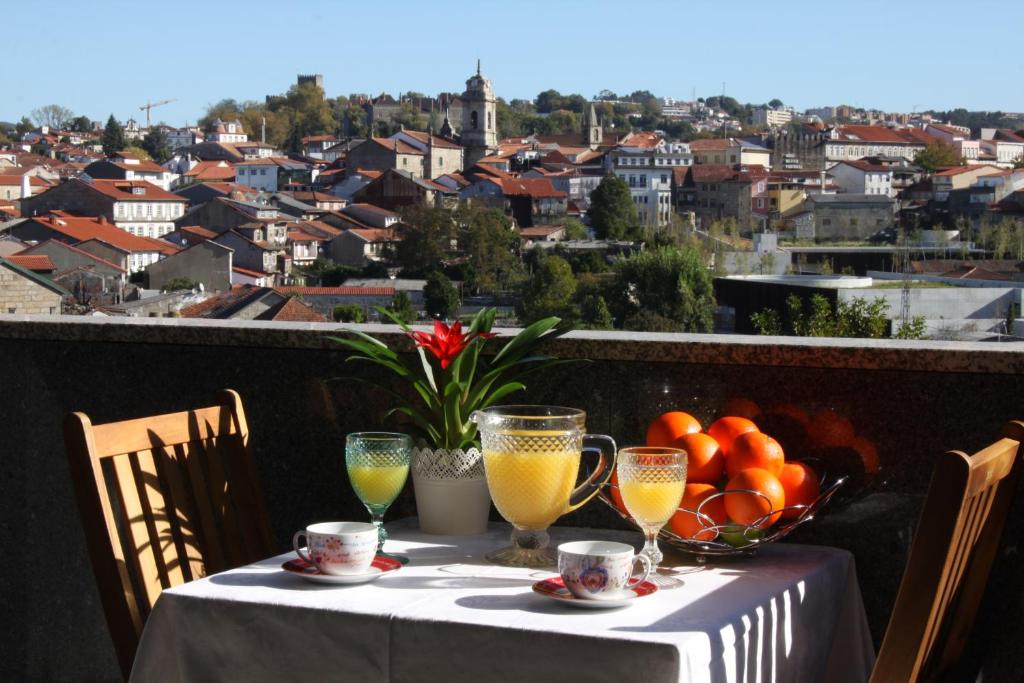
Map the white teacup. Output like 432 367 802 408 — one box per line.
293 521 378 575
557 540 652 600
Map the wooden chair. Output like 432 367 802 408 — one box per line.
870 420 1024 683
64 389 275 679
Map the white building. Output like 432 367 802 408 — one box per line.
609 138 693 227
205 119 248 144
164 126 203 151
925 123 980 163
751 107 794 127
980 129 1024 168
234 157 311 192
827 160 896 198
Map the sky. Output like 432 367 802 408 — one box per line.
3 0 1022 127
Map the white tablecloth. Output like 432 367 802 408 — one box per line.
131 519 874 683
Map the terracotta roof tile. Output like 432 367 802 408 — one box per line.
255 296 327 322
6 254 54 271
275 286 395 296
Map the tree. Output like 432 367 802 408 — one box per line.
396 205 456 275
457 206 522 294
69 115 93 133
160 277 198 292
753 293 901 338
122 145 151 160
101 115 126 155
557 218 589 240
31 104 75 129
518 252 577 324
587 174 640 240
579 294 614 330
915 141 964 173
768 98 784 109
333 304 366 323
607 245 716 332
387 291 416 324
392 101 426 132
15 117 34 136
424 270 459 320
141 128 172 163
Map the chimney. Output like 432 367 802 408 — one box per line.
819 170 827 193
98 215 108 225
21 174 31 199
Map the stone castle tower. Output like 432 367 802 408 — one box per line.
460 60 498 168
583 102 602 148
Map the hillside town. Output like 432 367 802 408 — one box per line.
1 66 1022 340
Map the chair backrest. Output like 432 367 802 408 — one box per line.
64 389 275 679
871 420 1024 683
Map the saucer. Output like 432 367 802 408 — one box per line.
532 577 657 608
282 555 402 585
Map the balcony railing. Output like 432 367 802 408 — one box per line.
1 314 1022 680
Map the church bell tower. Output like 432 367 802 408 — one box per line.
461 60 498 168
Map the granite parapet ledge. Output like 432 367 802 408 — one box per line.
0 314 1021 375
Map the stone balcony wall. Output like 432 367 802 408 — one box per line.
1 315 1022 681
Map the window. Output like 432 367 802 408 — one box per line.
439 157 443 166
471 111 478 130
260 169 266 175
487 111 491 130
7 307 15 314
822 218 832 226
850 218 858 226
661 174 668 184
756 199 764 208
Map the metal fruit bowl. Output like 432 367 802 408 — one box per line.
599 472 845 560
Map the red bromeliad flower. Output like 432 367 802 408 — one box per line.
408 320 496 369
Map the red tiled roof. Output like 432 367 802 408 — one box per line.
6 254 54 271
499 178 566 199
834 160 892 173
111 159 168 174
17 239 126 272
370 138 424 155
398 130 462 150
232 266 271 278
689 164 738 183
0 175 49 187
180 225 218 239
184 161 236 180
256 296 328 322
27 215 180 255
275 286 395 296
83 179 184 202
287 230 321 242
347 228 397 242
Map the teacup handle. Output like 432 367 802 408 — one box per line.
292 531 312 563
629 553 653 587
567 434 617 513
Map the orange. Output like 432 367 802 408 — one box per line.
646 411 702 447
670 483 727 541
673 432 724 484
850 436 880 474
717 397 762 421
756 403 811 455
724 468 785 528
726 431 785 478
707 416 759 457
808 409 855 448
609 471 628 515
777 462 820 520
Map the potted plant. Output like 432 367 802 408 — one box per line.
331 308 572 535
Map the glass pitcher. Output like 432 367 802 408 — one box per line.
470 405 616 567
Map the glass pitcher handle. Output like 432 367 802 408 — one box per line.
567 434 617 512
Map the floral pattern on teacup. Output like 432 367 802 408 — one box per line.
578 565 609 593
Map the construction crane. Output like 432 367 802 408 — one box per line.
139 98 176 128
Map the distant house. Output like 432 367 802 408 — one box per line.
329 228 398 268
177 160 236 187
9 213 179 272
0 254 69 314
329 168 380 200
302 135 341 159
21 178 187 239
689 138 771 168
234 157 313 192
82 152 177 191
0 174 49 200
274 285 396 318
212 229 288 279
176 196 281 234
519 224 567 248
461 177 567 227
673 165 770 231
16 239 126 305
145 240 233 293
341 203 399 228
804 194 896 240
352 168 458 210
179 285 284 319
205 118 248 144
827 160 895 197
345 138 427 179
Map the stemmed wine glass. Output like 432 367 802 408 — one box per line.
345 432 412 565
617 446 687 588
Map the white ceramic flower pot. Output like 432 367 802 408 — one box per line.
412 447 491 536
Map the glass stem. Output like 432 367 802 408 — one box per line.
643 529 663 569
370 510 386 553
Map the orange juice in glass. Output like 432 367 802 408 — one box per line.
471 406 616 568
617 446 687 588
